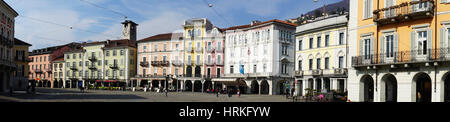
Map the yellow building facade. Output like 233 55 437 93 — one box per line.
349 0 450 102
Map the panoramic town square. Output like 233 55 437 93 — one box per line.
0 88 293 102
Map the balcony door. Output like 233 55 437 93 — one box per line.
384 0 395 18
416 31 429 60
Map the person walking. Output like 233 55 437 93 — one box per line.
216 89 220 98
291 88 296 97
237 89 241 98
165 88 168 97
285 88 290 99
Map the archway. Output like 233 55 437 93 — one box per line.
53 80 59 88
203 80 213 92
0 72 4 91
260 80 270 94
185 80 192 92
152 80 160 89
194 80 202 92
360 75 374 102
140 80 149 87
251 80 259 94
308 79 314 90
444 72 450 102
323 78 331 92
413 72 432 102
315 78 322 92
195 66 201 77
381 74 398 102
186 66 193 77
297 80 303 96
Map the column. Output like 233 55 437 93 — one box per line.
258 80 262 95
192 81 195 92
159 81 162 88
63 79 66 88
201 80 205 93
313 79 317 90
212 82 215 91
321 78 325 90
82 80 85 88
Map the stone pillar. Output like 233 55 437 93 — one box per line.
201 80 205 93
181 80 185 91
192 81 195 92
212 81 215 90
159 81 162 88
268 80 274 95
82 80 85 88
63 79 66 88
313 79 317 90
321 78 325 90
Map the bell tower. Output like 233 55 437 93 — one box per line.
122 20 138 42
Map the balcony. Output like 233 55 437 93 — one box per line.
295 71 304 77
206 47 215 53
216 60 224 66
186 47 193 53
34 69 43 74
151 61 170 66
88 65 97 70
186 61 193 66
351 48 450 68
216 47 224 53
109 64 119 69
0 59 16 68
26 58 33 62
140 61 149 67
88 56 97 62
373 0 434 25
70 66 78 71
312 69 323 76
172 60 182 66
333 68 348 75
195 47 203 53
45 69 52 73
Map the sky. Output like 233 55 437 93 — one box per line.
5 0 342 50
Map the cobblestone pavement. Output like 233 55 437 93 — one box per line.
0 88 292 102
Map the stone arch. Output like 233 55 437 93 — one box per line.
442 71 450 102
260 80 270 94
185 80 192 91
360 75 375 102
412 72 432 102
250 80 259 94
380 74 398 102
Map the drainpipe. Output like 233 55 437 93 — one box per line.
375 0 380 92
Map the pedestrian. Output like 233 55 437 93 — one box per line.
216 90 220 98
237 89 241 98
291 88 296 97
285 88 289 99
27 81 31 94
165 88 168 97
228 89 232 98
31 80 36 94
417 92 422 102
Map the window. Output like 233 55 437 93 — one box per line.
79 54 81 58
67 55 70 59
309 37 314 49
73 54 76 59
79 61 82 67
309 59 313 70
418 31 428 55
230 66 234 74
298 60 302 71
164 44 167 51
106 51 110 56
113 50 117 56
325 35 329 47
196 55 200 64
339 56 344 68
143 46 147 51
263 64 267 72
386 35 394 57
364 39 371 59
253 65 257 73
316 58 321 69
339 32 345 45
105 60 108 65
120 50 124 56
363 0 373 19
218 42 222 49
325 57 329 69
298 40 303 51
317 36 321 48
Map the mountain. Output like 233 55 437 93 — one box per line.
304 0 349 16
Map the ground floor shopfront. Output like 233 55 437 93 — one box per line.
294 76 347 96
348 64 450 102
212 76 294 95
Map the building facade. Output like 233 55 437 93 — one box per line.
348 0 450 102
294 14 349 96
52 58 64 88
204 27 225 92
181 18 213 92
0 0 18 92
64 20 138 89
217 20 297 95
133 33 184 91
13 38 31 90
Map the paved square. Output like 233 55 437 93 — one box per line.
0 88 292 102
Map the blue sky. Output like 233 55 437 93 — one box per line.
5 0 342 50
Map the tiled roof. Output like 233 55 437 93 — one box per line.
14 38 32 46
104 39 136 48
52 57 64 62
138 33 183 43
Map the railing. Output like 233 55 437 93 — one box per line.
140 61 149 67
186 47 193 53
88 56 97 62
109 64 119 69
351 48 448 67
333 68 348 75
373 0 434 25
26 58 33 62
88 65 97 70
216 47 224 53
172 60 182 66
206 60 214 66
206 47 215 53
186 61 193 66
216 60 224 65
70 66 78 71
34 69 43 74
151 61 170 66
0 59 16 67
312 69 323 76
295 71 304 77
45 69 52 73
195 47 203 52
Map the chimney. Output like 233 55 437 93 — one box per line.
251 20 261 26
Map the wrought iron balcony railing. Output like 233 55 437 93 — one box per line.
295 71 304 77
88 56 97 62
373 0 434 25
351 48 450 67
206 47 215 53
195 47 203 52
70 66 78 71
109 64 119 69
140 61 149 67
172 60 182 66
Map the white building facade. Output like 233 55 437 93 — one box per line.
220 20 297 95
